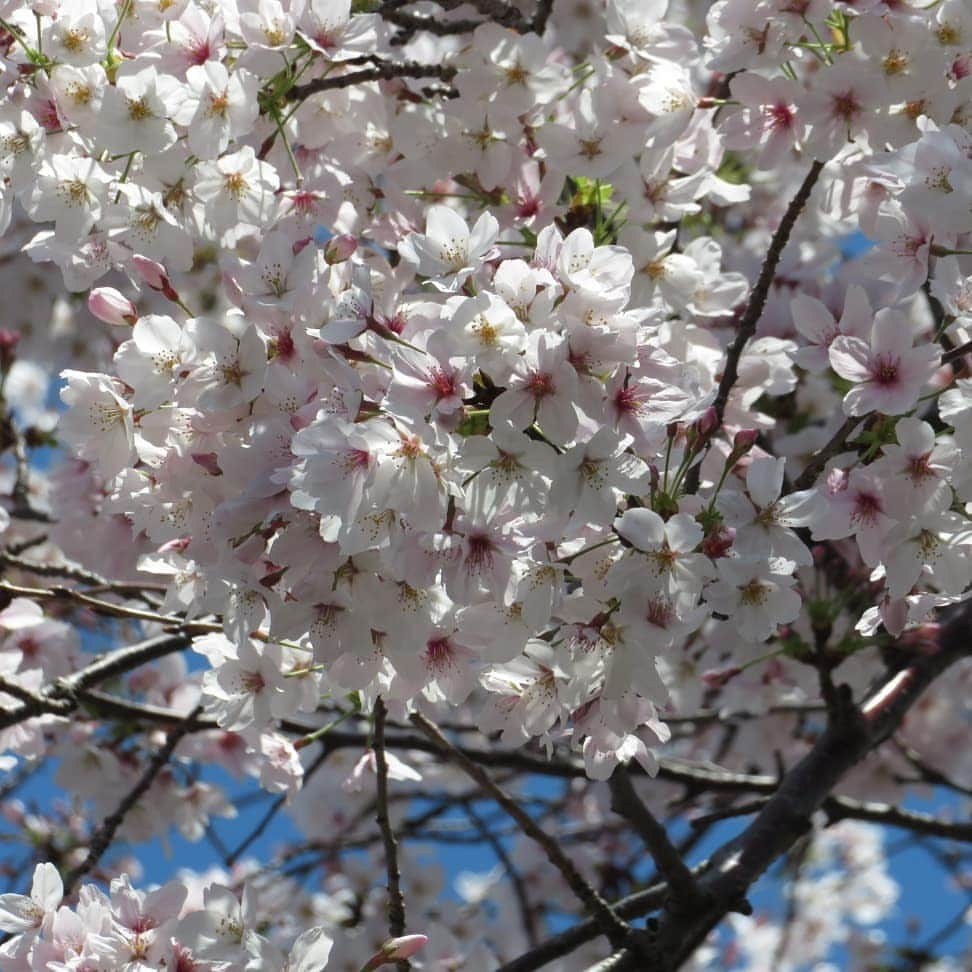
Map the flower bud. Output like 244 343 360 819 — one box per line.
0 329 19 372
132 255 180 303
701 666 740 689
361 934 429 970
191 452 222 476
325 234 358 265
731 428 759 454
696 406 718 440
702 523 734 559
88 288 137 326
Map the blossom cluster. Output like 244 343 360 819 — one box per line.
0 0 968 966
0 861 435 971
1 0 970 788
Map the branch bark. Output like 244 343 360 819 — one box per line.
62 705 202 896
375 696 409 967
594 602 972 970
410 711 634 950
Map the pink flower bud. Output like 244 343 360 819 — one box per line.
191 452 222 476
0 329 19 371
701 666 740 689
696 406 718 439
157 537 191 554
325 234 358 265
88 288 138 326
132 255 180 303
383 935 428 960
361 934 429 970
732 428 759 453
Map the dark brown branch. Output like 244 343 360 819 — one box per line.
711 159 825 430
596 601 972 970
0 633 191 731
375 697 409 965
225 745 331 867
532 0 555 34
688 799 769 829
0 550 167 599
893 741 972 798
791 414 862 490
823 795 972 842
0 579 220 631
384 9 485 39
442 0 529 30
792 336 961 490
409 711 633 949
62 705 202 896
608 767 704 909
941 337 972 365
290 61 457 101
496 880 675 972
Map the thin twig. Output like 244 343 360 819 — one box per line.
225 746 331 866
465 801 539 946
941 338 972 365
822 795 972 842
711 160 825 429
410 711 633 949
688 799 770 829
62 705 202 896
290 61 457 101
375 697 409 967
791 414 862 490
0 550 167 597
608 767 705 909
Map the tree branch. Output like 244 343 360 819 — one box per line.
608 767 705 909
62 705 202 896
595 601 972 969
710 159 825 431
410 711 634 949
375 697 409 967
290 61 457 101
465 800 539 946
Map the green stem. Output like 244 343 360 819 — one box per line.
557 535 620 565
113 151 138 204
269 104 302 186
105 0 134 57
294 709 355 750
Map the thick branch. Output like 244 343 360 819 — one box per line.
532 0 555 34
496 880 673 972
599 602 972 970
0 633 191 731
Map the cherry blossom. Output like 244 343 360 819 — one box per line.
0 0 968 968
